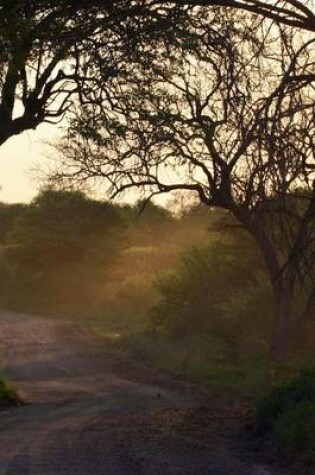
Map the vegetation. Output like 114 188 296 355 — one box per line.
1 0 315 467
151 233 268 345
0 2 314 364
1 1 312 151
2 189 315 460
54 8 315 362
0 189 210 320
0 376 19 407
0 189 126 316
0 190 313 368
0 1 189 147
169 0 315 30
255 369 315 461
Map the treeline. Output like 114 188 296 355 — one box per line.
3 189 315 458
0 189 209 322
1 188 314 369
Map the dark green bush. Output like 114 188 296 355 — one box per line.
274 402 315 453
0 378 19 406
256 369 315 429
255 369 315 457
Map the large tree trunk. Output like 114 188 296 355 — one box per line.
232 207 293 363
270 278 293 363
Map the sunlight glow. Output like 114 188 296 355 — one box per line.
0 124 60 203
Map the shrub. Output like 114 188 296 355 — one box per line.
274 402 315 453
255 369 315 458
0 377 19 406
256 369 315 430
150 232 272 360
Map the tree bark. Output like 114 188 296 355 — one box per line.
270 278 293 363
0 115 41 148
232 207 293 363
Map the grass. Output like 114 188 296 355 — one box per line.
111 330 271 397
185 361 269 396
75 311 149 341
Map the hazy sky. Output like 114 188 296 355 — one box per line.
0 122 175 207
0 124 61 204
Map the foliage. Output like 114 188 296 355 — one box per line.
0 1 189 146
0 189 126 316
100 201 210 320
255 369 315 458
273 402 315 456
121 327 269 395
256 369 315 429
7 189 123 268
0 190 211 320
170 0 315 31
0 203 25 244
151 228 272 360
0 377 19 407
54 7 315 361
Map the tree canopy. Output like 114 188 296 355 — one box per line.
1 1 315 361
51 9 315 360
166 0 315 31
0 1 187 146
0 0 314 149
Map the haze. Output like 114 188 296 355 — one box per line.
0 124 60 203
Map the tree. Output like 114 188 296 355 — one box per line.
4 189 125 315
151 229 270 360
51 11 315 361
0 0 313 152
0 203 25 243
165 0 315 31
0 1 188 146
2 0 315 147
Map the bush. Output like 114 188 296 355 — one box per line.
256 369 315 429
150 232 272 361
0 377 19 406
1 189 125 316
274 402 315 453
255 369 315 458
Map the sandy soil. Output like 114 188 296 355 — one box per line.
0 310 287 474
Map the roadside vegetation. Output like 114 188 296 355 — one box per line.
0 0 314 469
1 188 315 461
0 189 208 321
255 369 315 463
0 376 19 407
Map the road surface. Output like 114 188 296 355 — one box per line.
0 311 284 474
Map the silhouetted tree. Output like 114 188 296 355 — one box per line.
52 13 315 361
4 189 125 314
2 0 315 148
164 0 315 31
0 1 187 146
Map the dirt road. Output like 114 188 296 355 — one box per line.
0 311 284 474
